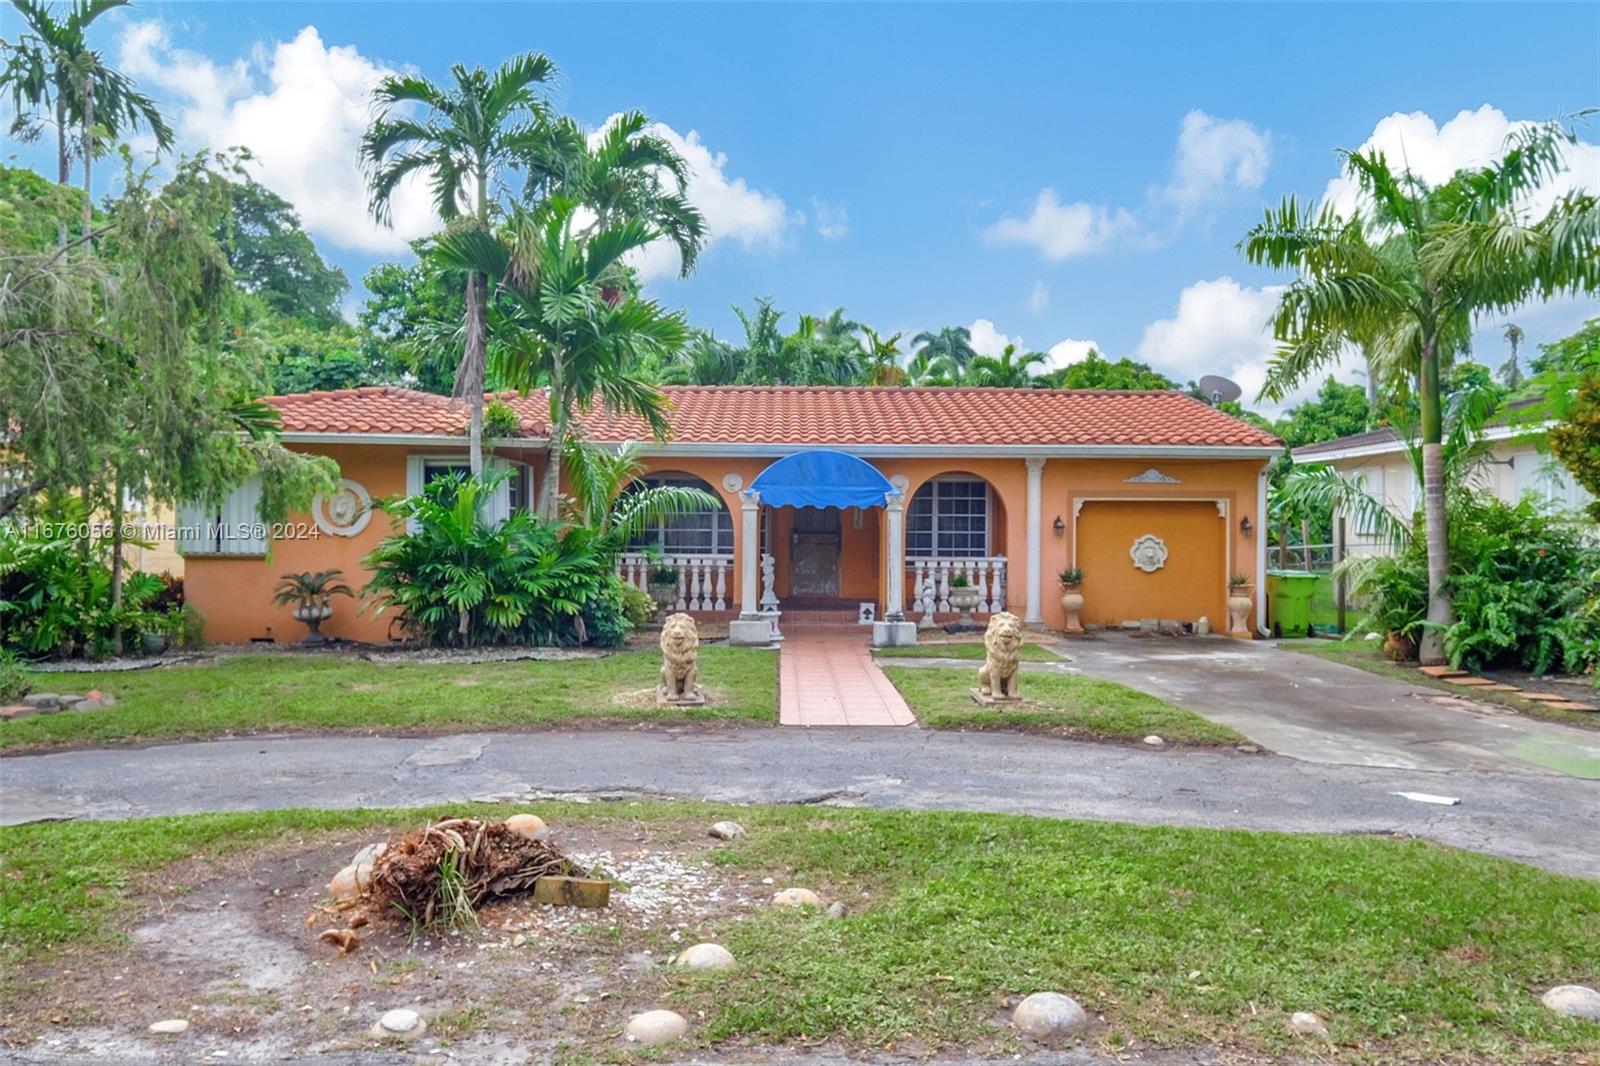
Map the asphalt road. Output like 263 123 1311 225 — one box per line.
3 726 1597 879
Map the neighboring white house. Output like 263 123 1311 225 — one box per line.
1291 414 1593 559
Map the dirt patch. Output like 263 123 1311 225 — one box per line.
0 819 771 1061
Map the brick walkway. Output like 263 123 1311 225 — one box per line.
778 629 916 727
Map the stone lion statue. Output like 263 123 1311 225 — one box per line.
658 612 703 704
978 611 1023 700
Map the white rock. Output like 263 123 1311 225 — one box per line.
674 943 735 970
504 813 549 840
148 1019 189 1035
708 820 746 841
371 1008 426 1039
1542 984 1600 1020
1011 992 1088 1041
624 1009 687 1045
826 901 847 919
1143 735 1165 747
1288 1011 1328 1036
350 842 386 867
327 864 360 901
770 887 822 908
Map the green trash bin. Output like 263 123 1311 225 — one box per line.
1265 570 1319 638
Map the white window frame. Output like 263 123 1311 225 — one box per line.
177 475 266 557
624 474 733 557
404 455 531 531
907 476 991 558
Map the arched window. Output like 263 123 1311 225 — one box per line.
907 476 991 557
624 475 733 556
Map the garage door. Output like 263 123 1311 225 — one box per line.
1075 500 1226 628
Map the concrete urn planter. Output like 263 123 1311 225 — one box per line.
948 584 982 626
292 602 334 645
1059 584 1084 634
1226 585 1253 638
648 579 679 613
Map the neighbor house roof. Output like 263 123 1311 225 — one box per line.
1290 397 1549 462
268 385 1282 452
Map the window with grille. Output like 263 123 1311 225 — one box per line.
907 477 990 557
624 475 733 555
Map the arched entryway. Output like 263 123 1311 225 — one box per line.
730 450 917 647
901 472 1010 620
613 472 735 613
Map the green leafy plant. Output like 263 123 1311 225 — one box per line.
0 648 30 703
362 470 616 648
272 570 355 610
1058 567 1083 585
948 573 970 588
617 582 655 628
649 566 678 587
1229 574 1251 588
482 400 521 439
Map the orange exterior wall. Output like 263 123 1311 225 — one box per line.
184 444 1269 643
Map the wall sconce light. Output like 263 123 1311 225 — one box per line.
1240 516 1253 536
1052 516 1065 535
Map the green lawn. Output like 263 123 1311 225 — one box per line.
1280 639 1600 731
883 664 1245 745
1 647 776 751
874 641 1061 661
3 802 1596 1061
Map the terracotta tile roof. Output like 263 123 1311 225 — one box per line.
269 385 1280 449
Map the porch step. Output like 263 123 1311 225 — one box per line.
782 610 868 627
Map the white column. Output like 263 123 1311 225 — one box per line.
1024 456 1045 624
739 491 760 618
884 491 907 619
1255 463 1269 635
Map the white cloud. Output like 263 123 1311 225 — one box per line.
120 22 437 254
1025 281 1049 314
1161 110 1271 213
606 117 790 281
967 319 1101 372
811 197 849 239
983 188 1135 261
987 110 1269 259
1134 276 1370 414
967 318 1023 357
1322 105 1599 221
1044 338 1100 369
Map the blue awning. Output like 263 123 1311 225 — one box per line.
749 450 894 509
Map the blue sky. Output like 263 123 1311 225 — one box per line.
6 2 1598 411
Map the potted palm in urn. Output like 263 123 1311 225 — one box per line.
273 570 355 646
947 572 982 627
1226 573 1254 638
648 566 681 614
1058 567 1085 634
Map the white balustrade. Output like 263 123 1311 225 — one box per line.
614 553 732 611
908 556 1008 619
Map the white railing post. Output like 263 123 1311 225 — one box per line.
994 555 1007 611
713 559 727 610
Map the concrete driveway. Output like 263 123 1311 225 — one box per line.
1060 633 1600 779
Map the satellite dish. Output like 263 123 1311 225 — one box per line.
1198 374 1242 406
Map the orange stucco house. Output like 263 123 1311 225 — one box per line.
178 385 1281 646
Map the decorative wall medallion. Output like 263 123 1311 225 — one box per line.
889 474 911 494
1125 467 1181 484
312 478 372 538
1129 534 1169 573
721 472 744 493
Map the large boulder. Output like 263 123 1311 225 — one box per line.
625 1009 687 1046
1542 985 1600 1021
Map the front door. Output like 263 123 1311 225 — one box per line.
790 506 841 597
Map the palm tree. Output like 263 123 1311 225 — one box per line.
967 343 1049 387
524 111 707 276
433 198 688 519
361 52 557 475
662 330 744 385
561 439 720 558
862 326 905 385
3 0 173 234
1500 323 1526 388
904 348 955 386
910 326 977 384
1242 118 1599 663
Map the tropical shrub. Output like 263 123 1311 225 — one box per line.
1351 496 1600 674
617 582 655 628
362 470 620 648
0 648 30 702
0 518 188 659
